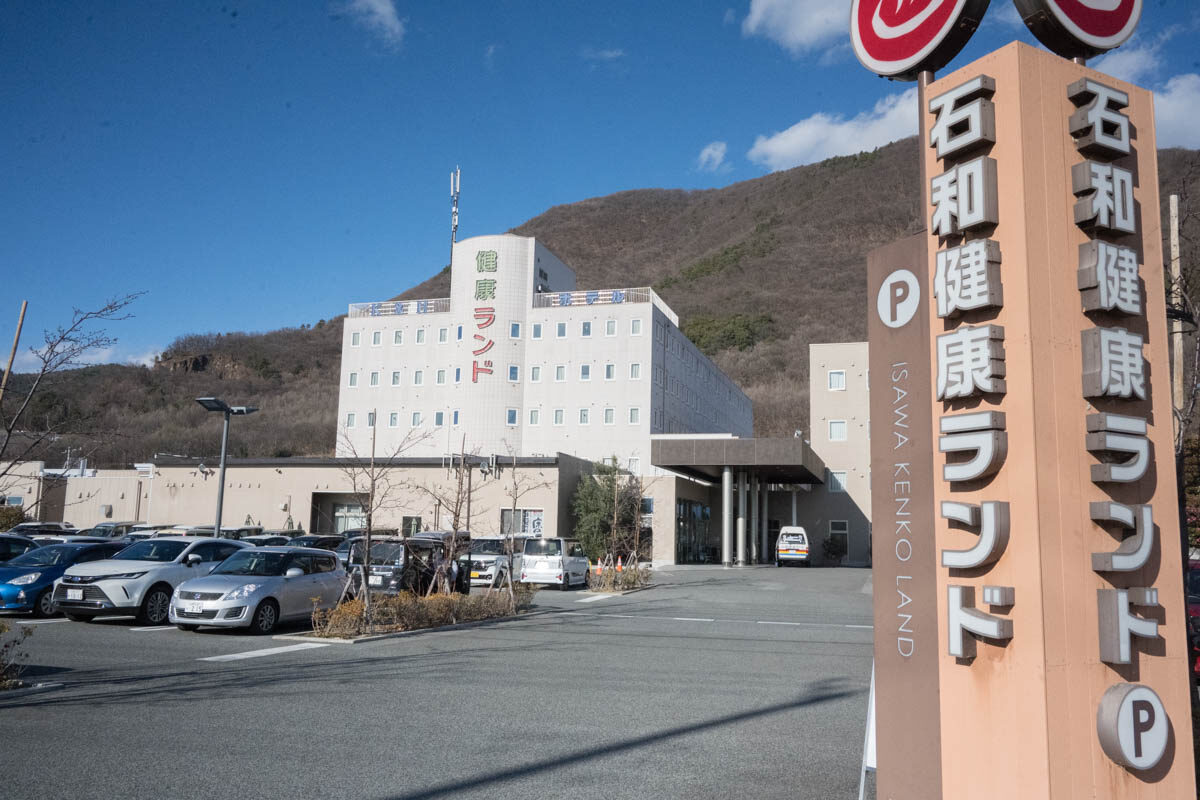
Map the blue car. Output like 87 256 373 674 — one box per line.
0 541 129 616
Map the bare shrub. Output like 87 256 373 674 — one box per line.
0 619 32 690
311 587 533 639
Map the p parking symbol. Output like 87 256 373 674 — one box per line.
877 269 920 329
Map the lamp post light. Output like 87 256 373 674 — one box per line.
196 397 258 538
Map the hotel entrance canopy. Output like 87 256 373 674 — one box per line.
649 436 826 485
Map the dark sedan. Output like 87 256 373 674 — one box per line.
0 534 40 564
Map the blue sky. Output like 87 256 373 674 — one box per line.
4 0 1199 369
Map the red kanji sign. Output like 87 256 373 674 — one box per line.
1013 0 1141 59
851 0 989 81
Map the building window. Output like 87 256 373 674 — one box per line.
553 409 564 426
501 508 544 536
454 367 461 383
631 319 642 336
506 408 518 426
416 328 426 344
452 410 460 426
605 319 616 336
348 372 358 387
828 370 846 391
600 407 612 425
629 407 640 424
829 420 847 441
580 364 591 381
829 520 849 557
388 412 398 428
630 363 641 380
579 408 589 425
345 412 356 428
604 363 615 380
530 366 541 383
456 325 463 341
627 457 640 473
581 321 592 337
367 411 376 428
556 322 567 338
351 331 361 347
640 497 654 515
411 412 422 427
555 365 566 382
393 330 403 345
371 331 381 346
434 411 445 427
828 470 848 493
391 371 401 386
436 369 446 385
529 409 540 426
401 516 422 536
510 322 521 339
438 327 448 344
369 371 379 387
508 365 520 382
413 370 423 386
532 322 542 339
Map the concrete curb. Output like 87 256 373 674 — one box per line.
0 682 64 700
272 609 553 645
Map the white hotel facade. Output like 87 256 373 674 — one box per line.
336 234 754 469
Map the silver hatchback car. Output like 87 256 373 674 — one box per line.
169 546 347 634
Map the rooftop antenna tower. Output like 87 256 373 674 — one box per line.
449 166 461 268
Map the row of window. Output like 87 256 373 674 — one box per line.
349 318 644 348
347 362 643 387
345 406 643 429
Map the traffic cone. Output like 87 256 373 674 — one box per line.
617 555 623 572
594 562 602 576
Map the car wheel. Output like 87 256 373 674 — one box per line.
33 588 57 618
64 612 93 622
560 572 571 591
176 624 199 632
249 599 279 635
137 586 172 625
775 560 782 568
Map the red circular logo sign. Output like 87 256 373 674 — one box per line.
1014 0 1142 58
851 0 991 81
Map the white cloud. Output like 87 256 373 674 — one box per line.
581 47 626 62
988 2 1024 29
1092 33 1172 86
696 141 729 173
1154 73 1200 149
741 0 846 56
484 43 497 70
723 8 737 25
747 87 918 171
124 348 161 368
345 0 405 47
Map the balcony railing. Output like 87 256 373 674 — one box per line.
348 298 451 318
531 286 677 323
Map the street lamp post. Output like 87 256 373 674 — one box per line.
196 397 258 537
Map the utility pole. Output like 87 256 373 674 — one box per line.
0 300 28 409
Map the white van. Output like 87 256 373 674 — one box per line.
775 527 810 567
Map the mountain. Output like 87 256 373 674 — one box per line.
7 137 1199 467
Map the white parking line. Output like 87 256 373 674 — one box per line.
18 619 68 625
130 625 176 632
564 611 872 630
576 594 614 603
845 624 874 629
199 642 330 662
672 617 715 622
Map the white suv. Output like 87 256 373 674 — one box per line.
54 537 250 624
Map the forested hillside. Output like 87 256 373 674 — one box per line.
9 138 1199 467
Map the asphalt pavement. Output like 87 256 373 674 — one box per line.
1 565 875 800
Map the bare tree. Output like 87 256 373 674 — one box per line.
0 294 142 518
335 413 430 620
416 435 486 595
496 440 552 602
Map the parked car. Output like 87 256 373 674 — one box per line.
118 531 156 543
53 537 252 624
520 537 589 590
467 537 519 588
88 521 142 538
169 547 346 634
242 535 292 547
361 537 408 595
8 522 75 535
775 526 810 567
185 525 265 540
0 534 41 564
287 534 345 551
0 541 129 616
334 535 364 568
31 535 111 545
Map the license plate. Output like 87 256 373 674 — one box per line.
66 588 83 601
187 602 203 614
536 560 547 569
470 571 480 578
369 575 382 586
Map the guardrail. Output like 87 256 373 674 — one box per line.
348 298 451 318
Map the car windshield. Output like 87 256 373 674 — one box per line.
334 539 356 554
783 534 806 543
524 539 561 556
369 543 404 565
7 544 85 567
288 536 324 546
111 540 188 562
471 540 506 555
212 550 290 576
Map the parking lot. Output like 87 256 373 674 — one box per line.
1 566 874 800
